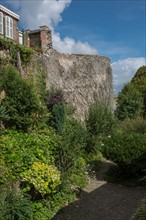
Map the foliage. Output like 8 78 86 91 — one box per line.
67 157 87 189
86 101 114 135
115 83 143 120
101 131 146 176
85 101 115 153
0 187 32 220
132 198 146 220
55 118 87 173
0 37 34 66
46 88 64 109
0 65 40 130
46 89 66 133
105 164 140 187
22 162 61 196
31 202 52 220
50 104 66 133
0 129 57 182
131 66 146 116
116 117 146 134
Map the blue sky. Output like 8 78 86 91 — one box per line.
1 0 146 94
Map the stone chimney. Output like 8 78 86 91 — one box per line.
40 25 52 52
23 29 31 47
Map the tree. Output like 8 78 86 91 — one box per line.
131 66 146 116
115 83 143 120
0 65 39 130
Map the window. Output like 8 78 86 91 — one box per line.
0 12 3 34
5 16 13 39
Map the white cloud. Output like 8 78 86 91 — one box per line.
5 0 72 29
112 57 146 94
5 0 98 55
53 32 98 54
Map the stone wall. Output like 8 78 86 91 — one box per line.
43 49 113 120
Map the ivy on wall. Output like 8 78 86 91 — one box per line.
0 37 34 66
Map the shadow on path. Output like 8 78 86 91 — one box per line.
53 162 146 220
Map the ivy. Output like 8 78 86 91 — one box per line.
0 37 34 66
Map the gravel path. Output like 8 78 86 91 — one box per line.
53 161 146 220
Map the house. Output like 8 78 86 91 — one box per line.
0 4 52 52
0 4 22 44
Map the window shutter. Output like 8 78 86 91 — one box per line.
5 16 13 39
0 12 3 34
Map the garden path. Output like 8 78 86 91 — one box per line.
53 161 146 220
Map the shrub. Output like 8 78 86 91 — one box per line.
0 65 40 131
46 89 66 133
101 131 146 176
55 118 87 173
46 88 64 109
85 101 115 153
0 129 57 182
50 104 66 133
0 188 32 220
32 202 52 220
22 162 61 197
116 117 146 134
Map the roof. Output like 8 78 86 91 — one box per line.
0 4 20 20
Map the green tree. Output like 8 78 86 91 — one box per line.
131 66 146 116
115 83 143 120
0 65 39 130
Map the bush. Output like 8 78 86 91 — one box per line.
55 118 87 173
101 131 146 176
0 65 40 131
22 162 61 197
0 188 32 220
0 129 57 182
46 88 64 109
116 117 146 134
46 89 66 133
50 104 66 133
85 101 115 153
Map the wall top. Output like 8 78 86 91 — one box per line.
0 4 20 20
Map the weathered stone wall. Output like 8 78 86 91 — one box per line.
43 49 113 120
0 44 113 120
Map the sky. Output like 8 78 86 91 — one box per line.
1 0 146 94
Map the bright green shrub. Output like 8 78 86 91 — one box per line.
22 162 61 196
32 202 52 220
0 65 40 130
0 129 57 182
101 131 146 176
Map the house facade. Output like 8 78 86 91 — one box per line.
0 4 20 43
0 4 52 52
